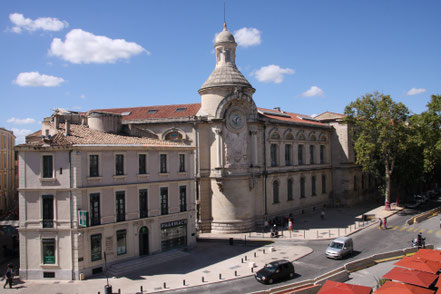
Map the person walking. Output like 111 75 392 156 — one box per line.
378 218 383 230
288 218 293 232
264 219 269 232
383 217 387 229
3 264 13 289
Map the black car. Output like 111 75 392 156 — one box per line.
255 259 295 284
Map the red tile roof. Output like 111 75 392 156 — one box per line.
414 249 441 263
394 256 441 274
382 267 438 288
317 280 372 294
375 280 434 294
257 107 326 126
93 103 201 121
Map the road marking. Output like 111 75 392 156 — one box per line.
419 228 426 233
428 230 433 234
399 227 407 231
407 227 414 232
392 226 399 231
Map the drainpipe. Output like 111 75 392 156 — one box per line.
263 124 268 216
69 150 74 280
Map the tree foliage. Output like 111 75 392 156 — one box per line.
344 92 409 206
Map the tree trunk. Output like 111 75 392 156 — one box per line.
385 161 392 211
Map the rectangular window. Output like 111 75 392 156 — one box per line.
310 145 315 164
116 230 127 256
116 191 125 222
42 238 55 264
160 154 167 173
90 234 102 262
285 144 292 166
90 193 100 226
287 179 293 201
160 187 168 215
320 145 325 164
312 176 316 196
115 154 124 176
298 145 304 165
42 195 54 228
89 155 99 177
180 186 187 212
322 174 327 194
270 144 278 167
139 189 148 218
42 155 53 178
300 178 305 198
179 154 186 172
139 154 147 175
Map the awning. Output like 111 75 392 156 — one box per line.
374 280 434 294
317 280 372 294
394 256 441 274
414 249 441 263
383 267 438 288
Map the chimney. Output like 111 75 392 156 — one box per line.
65 120 71 136
54 115 60 129
273 107 281 112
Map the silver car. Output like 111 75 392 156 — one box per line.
325 237 353 259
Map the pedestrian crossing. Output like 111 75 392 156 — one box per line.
388 225 441 236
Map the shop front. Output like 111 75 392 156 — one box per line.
160 219 187 252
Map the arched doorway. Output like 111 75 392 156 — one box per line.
139 226 149 256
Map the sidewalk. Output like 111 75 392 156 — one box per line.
5 204 402 294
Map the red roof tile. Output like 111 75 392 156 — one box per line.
375 280 434 294
394 256 441 274
318 280 372 294
383 266 438 288
257 107 326 126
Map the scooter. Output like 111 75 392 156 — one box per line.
270 226 279 238
412 237 425 248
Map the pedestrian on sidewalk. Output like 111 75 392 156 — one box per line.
3 264 13 289
288 218 293 232
264 219 269 232
378 218 383 230
383 217 387 229
321 209 325 220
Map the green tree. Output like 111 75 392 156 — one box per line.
409 95 441 185
344 92 409 210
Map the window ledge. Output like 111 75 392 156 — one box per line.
40 264 59 268
40 178 56 182
137 173 149 178
159 173 169 177
113 175 127 179
87 176 103 181
178 171 187 175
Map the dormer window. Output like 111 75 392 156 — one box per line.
165 131 183 141
147 109 158 114
176 108 187 112
121 111 131 116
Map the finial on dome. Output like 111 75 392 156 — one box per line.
223 22 227 31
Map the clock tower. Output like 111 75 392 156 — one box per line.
198 23 259 233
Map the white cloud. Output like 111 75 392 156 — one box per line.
406 88 426 96
9 13 68 33
310 114 318 118
7 117 36 125
253 65 295 84
49 29 149 64
301 86 325 97
233 27 261 47
80 94 86 99
14 72 64 87
11 128 33 144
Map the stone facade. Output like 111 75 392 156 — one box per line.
0 128 16 214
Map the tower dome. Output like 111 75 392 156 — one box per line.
199 23 254 92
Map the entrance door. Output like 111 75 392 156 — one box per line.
139 226 149 256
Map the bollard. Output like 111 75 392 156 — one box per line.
241 257 244 263
163 282 166 289
118 289 121 294
245 255 247 261
263 249 265 254
219 273 222 280
140 286 143 293
202 276 205 283
183 279 185 286
251 267 254 273
254 252 257 257
235 270 237 276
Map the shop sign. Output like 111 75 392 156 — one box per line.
44 256 55 264
161 219 187 229
78 210 88 227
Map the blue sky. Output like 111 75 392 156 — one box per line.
1 0 440 143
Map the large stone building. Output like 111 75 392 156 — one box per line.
17 23 373 280
17 111 196 280
0 127 16 214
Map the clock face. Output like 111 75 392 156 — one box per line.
228 111 245 130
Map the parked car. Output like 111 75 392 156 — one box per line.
325 237 354 259
414 194 428 204
405 200 421 209
255 260 295 284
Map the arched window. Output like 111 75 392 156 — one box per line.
287 179 293 201
320 145 325 164
311 176 316 196
298 134 305 140
310 135 317 141
271 132 280 140
273 181 280 204
165 131 183 141
285 133 294 140
322 174 327 194
309 145 315 164
300 177 305 198
270 144 278 167
298 144 304 165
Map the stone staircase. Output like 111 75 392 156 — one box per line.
107 249 190 277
